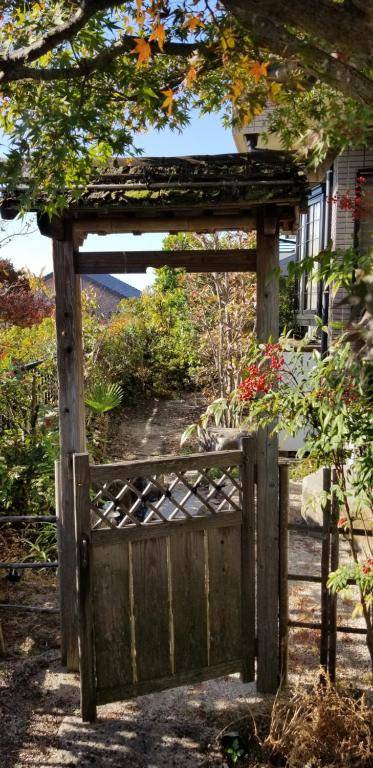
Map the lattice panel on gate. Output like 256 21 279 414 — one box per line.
74 447 256 718
90 464 242 530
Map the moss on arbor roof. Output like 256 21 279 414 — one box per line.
0 151 308 220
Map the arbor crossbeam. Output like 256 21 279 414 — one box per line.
75 249 257 274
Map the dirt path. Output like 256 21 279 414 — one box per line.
109 393 207 460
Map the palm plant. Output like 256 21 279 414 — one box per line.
85 382 123 461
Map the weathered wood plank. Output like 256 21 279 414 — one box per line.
170 530 208 673
328 469 339 683
73 453 96 722
73 214 256 240
208 525 242 666
91 509 242 546
320 467 331 671
240 436 256 682
278 463 289 687
90 449 242 484
97 658 242 705
55 459 66 664
92 538 133 696
131 537 171 682
256 208 280 693
53 238 85 671
75 249 257 274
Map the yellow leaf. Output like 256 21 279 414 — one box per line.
161 89 175 115
221 33 235 51
269 82 282 99
149 23 166 51
185 14 205 32
131 37 152 66
230 78 244 100
250 61 269 83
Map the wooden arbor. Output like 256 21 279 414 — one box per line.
1 151 307 693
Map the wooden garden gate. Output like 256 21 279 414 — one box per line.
73 439 256 722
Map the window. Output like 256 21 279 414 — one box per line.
297 191 324 314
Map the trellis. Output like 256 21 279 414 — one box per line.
1 149 308 698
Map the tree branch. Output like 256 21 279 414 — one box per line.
0 35 200 84
0 1 122 68
222 0 373 64
239 12 373 106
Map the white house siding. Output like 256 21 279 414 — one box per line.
330 148 373 328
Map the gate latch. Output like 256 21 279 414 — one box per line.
81 536 89 569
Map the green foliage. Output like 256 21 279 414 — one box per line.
163 232 257 398
243 334 373 664
279 272 299 337
22 522 58 563
0 3 372 206
85 382 124 414
328 563 373 604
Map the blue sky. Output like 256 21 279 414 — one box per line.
1 113 236 290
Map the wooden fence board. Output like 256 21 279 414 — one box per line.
92 539 133 693
73 454 96 722
208 525 242 666
240 436 256 682
170 529 208 673
132 537 171 682
90 449 242 483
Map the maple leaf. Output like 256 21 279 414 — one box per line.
185 14 205 32
184 65 198 88
131 38 152 66
161 89 175 115
221 32 235 51
149 23 166 51
230 79 244 100
250 61 269 83
269 82 282 100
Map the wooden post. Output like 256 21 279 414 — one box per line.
0 620 5 657
73 453 96 722
278 463 289 687
53 238 86 671
320 467 331 672
256 208 280 693
328 469 339 681
240 435 256 682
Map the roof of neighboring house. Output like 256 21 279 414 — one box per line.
85 273 141 298
44 272 141 299
279 251 296 276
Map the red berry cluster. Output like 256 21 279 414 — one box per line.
337 517 348 528
239 343 284 402
362 558 373 575
328 175 372 221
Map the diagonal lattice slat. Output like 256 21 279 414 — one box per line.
88 463 242 530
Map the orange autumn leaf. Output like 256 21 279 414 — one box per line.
185 65 198 88
230 78 245 100
185 14 205 32
161 88 175 115
149 23 166 51
250 61 269 83
131 37 152 66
